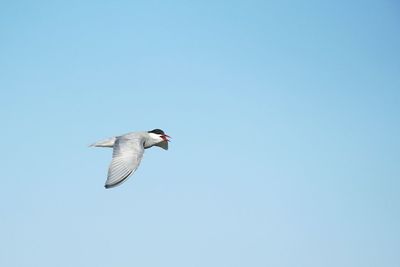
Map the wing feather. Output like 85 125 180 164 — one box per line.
105 136 145 189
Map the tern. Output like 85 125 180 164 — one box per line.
90 129 170 189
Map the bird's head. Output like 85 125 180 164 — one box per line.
147 129 171 150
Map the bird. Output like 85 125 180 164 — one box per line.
90 129 171 189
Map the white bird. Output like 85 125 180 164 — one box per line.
90 129 170 189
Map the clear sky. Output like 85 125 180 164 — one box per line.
1 1 399 266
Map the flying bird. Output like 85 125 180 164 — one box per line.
90 129 170 189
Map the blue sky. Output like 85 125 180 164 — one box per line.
1 1 399 266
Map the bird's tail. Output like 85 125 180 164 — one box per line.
89 137 116 148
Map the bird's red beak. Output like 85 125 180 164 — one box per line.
161 134 171 142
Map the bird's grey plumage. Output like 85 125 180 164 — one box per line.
105 134 145 188
90 130 170 189
89 136 116 148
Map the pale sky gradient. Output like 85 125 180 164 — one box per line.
1 1 399 267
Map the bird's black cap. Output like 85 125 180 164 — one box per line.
148 129 165 135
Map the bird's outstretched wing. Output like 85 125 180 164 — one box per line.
105 136 144 189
